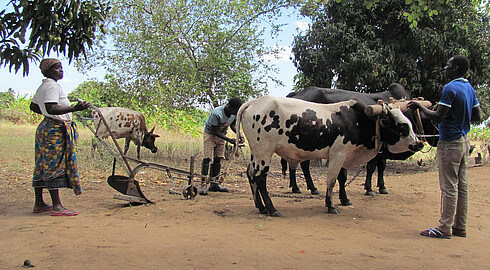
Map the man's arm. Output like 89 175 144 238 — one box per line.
471 105 483 124
408 101 449 124
210 125 236 144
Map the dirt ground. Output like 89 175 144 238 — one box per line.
0 151 489 270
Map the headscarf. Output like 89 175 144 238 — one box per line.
39 58 61 77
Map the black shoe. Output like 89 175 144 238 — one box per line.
208 183 229 192
199 185 208 195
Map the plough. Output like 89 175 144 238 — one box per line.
76 104 216 204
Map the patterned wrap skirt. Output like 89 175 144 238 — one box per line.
32 117 82 194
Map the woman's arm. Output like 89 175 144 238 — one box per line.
45 100 91 115
30 102 42 114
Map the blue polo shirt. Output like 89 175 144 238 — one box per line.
204 105 236 136
438 78 479 141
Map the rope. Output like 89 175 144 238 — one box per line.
269 166 364 199
218 143 245 183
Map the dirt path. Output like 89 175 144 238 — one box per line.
0 160 489 270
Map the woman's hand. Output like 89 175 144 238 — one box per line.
74 99 91 111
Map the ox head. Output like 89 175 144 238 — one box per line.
378 107 423 154
142 127 160 153
404 109 439 147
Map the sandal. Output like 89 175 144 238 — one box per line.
420 228 451 239
50 209 78 216
452 227 467 238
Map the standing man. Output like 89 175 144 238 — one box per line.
199 97 243 195
30 58 91 216
409 55 482 239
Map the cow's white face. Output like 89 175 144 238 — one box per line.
384 108 421 153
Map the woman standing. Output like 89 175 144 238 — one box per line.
30 58 91 216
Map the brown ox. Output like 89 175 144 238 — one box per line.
93 107 159 159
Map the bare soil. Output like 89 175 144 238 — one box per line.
0 128 489 269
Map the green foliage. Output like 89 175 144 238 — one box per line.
68 79 207 137
0 90 40 123
469 126 490 142
67 78 129 117
0 88 15 109
309 0 488 28
293 0 490 108
1 0 110 76
79 0 293 109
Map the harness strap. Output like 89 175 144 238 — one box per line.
374 115 381 151
415 109 426 142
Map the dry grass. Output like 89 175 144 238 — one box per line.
3 120 468 193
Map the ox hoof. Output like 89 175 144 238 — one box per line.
365 190 376 196
328 207 340 214
379 188 389 194
270 211 281 217
292 187 302 193
310 189 321 195
259 208 269 215
341 200 352 206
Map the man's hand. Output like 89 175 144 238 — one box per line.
407 101 422 110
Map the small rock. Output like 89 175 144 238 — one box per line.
23 259 34 267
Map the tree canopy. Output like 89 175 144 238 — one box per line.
292 0 490 109
79 0 295 110
0 0 110 76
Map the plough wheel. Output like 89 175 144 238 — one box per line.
183 185 197 199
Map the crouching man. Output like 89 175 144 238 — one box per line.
199 97 243 195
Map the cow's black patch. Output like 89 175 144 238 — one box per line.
379 116 409 146
269 111 276 118
261 166 270 175
261 115 267 125
264 114 281 132
278 129 283 135
286 105 376 151
285 114 298 128
257 128 261 134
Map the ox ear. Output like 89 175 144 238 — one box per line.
352 99 367 112
149 127 155 133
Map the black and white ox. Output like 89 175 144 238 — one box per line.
93 107 160 159
236 96 422 216
282 84 438 205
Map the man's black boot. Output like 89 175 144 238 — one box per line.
208 162 229 192
199 159 210 195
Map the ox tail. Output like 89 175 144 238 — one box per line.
234 101 251 158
